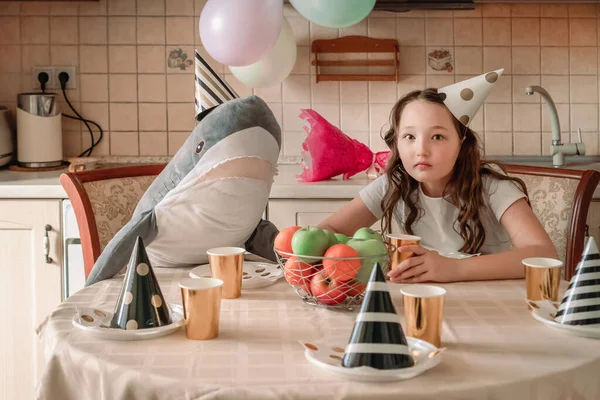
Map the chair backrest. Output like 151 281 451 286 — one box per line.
502 164 600 280
60 164 166 279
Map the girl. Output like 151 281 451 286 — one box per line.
318 88 557 283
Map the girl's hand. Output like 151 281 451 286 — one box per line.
387 245 459 283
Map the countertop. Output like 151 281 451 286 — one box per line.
0 167 70 199
1 160 599 200
270 164 371 199
0 164 371 200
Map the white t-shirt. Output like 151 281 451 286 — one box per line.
359 173 527 255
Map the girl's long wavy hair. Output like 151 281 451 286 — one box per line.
380 88 529 254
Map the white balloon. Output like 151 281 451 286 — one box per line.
229 18 297 88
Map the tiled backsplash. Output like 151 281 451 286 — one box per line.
1 1 600 160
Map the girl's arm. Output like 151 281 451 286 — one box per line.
318 197 379 236
389 198 558 283
454 198 558 281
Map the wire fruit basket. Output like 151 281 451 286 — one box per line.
274 247 393 311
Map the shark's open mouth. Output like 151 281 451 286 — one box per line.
198 156 276 185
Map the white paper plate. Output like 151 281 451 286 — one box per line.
529 300 600 339
72 304 184 341
189 262 283 289
300 336 442 382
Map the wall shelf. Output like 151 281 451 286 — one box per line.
311 36 399 83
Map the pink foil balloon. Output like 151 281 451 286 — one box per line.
199 0 283 67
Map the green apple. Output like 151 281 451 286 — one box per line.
322 229 339 247
346 238 389 284
291 226 330 261
352 227 384 242
334 233 350 244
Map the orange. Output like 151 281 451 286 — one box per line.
274 226 301 255
322 244 360 282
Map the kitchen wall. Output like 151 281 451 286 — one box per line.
1 1 600 161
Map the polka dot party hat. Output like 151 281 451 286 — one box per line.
437 68 504 127
110 236 172 330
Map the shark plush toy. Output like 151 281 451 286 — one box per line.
85 95 281 285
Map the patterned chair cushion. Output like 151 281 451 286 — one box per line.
508 172 579 264
83 176 157 252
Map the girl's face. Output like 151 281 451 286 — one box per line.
396 100 462 192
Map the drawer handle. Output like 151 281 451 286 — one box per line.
44 224 53 264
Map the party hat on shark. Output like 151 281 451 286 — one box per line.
194 50 239 121
437 68 504 127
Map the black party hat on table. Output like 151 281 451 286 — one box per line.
110 236 172 330
555 237 600 327
342 263 414 369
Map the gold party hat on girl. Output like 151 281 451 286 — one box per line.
437 68 504 127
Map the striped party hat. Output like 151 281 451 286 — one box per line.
111 236 172 330
554 237 600 327
342 263 414 369
194 50 239 121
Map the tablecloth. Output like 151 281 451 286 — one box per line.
36 268 600 400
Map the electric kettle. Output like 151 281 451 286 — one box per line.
0 106 15 167
16 92 63 168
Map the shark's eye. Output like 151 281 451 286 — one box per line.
195 140 205 154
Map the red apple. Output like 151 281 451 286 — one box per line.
310 270 347 306
284 256 315 293
323 244 360 282
342 280 367 297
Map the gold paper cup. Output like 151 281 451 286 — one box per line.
387 234 422 267
523 257 563 305
401 285 446 347
179 278 223 340
207 247 245 299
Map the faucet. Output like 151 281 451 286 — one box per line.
525 85 586 167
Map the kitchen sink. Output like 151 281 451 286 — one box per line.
486 156 600 172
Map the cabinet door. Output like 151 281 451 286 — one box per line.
587 200 600 245
268 199 380 230
0 200 62 400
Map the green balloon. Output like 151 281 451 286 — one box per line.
290 0 376 29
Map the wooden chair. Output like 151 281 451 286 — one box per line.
60 164 166 280
502 164 600 280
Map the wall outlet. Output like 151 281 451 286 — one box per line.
54 66 77 89
32 66 55 90
31 66 77 90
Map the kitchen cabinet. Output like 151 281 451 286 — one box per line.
267 199 379 231
587 200 600 246
0 200 62 400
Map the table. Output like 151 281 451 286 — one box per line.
37 267 600 400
